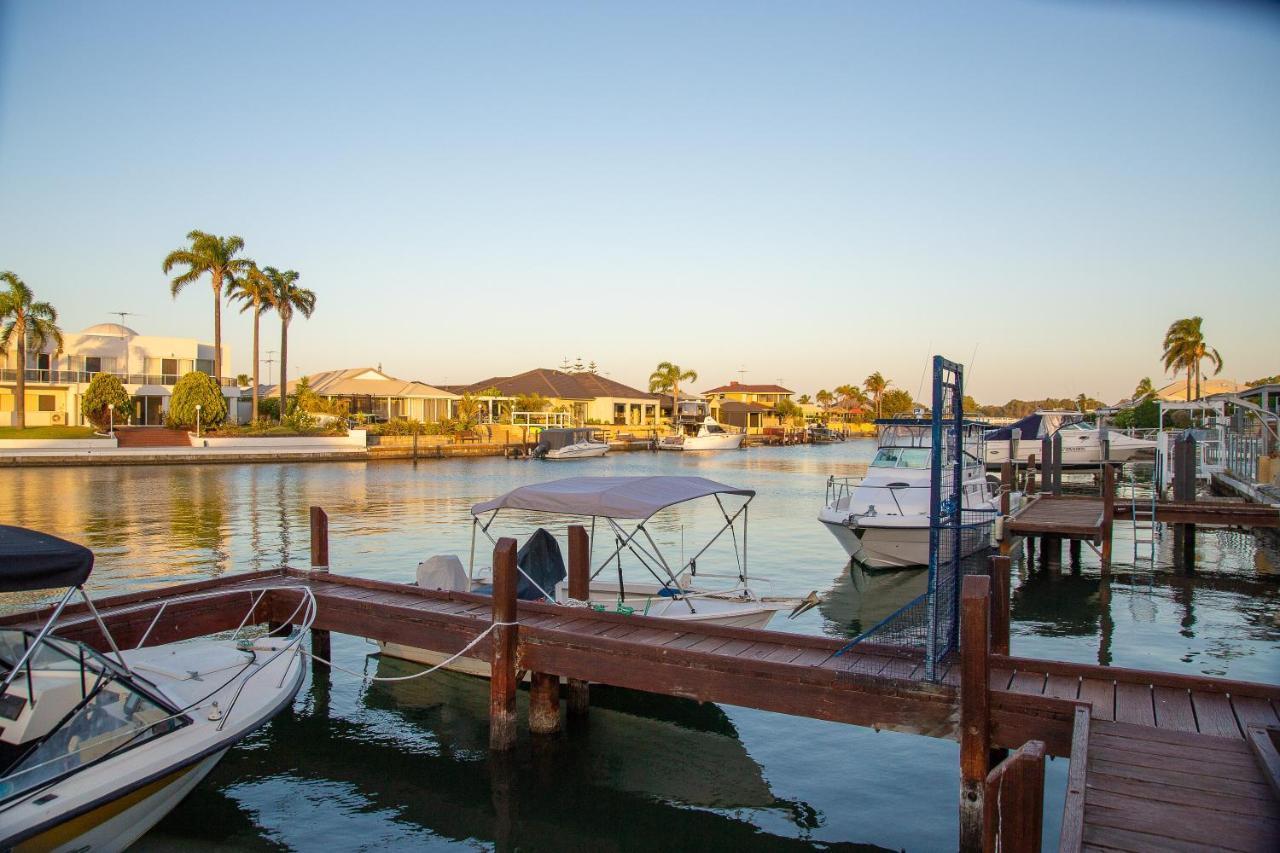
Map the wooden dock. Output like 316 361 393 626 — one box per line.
4 513 1278 851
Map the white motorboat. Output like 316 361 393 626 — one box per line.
381 476 807 673
983 411 1157 468
0 526 307 852
533 427 609 459
817 419 998 569
659 416 745 451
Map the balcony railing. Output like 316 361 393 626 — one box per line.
0 368 238 388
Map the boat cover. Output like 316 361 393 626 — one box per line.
984 412 1081 442
0 526 94 592
516 529 566 601
536 428 597 451
471 476 755 519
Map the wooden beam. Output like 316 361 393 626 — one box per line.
490 537 519 751
1101 463 1115 569
310 506 331 672
566 524 590 716
983 740 1046 853
960 574 993 852
989 556 1011 657
1058 706 1091 853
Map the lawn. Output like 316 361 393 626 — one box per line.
0 425 104 439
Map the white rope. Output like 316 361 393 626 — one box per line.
304 621 518 683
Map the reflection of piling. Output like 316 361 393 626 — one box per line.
310 506 331 673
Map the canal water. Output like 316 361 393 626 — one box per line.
2 444 1277 850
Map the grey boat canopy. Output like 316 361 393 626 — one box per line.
0 526 94 593
471 476 754 520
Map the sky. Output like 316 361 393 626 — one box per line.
1 1 1277 404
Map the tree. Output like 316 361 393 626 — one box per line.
81 372 130 432
291 375 323 413
879 388 915 418
863 372 889 418
648 362 698 422
797 394 812 405
514 393 550 414
0 272 64 429
816 389 834 408
168 371 228 430
162 230 251 381
227 261 276 422
1133 377 1154 400
1162 316 1221 401
962 395 980 413
450 393 482 441
265 267 315 414
774 398 804 425
235 373 251 389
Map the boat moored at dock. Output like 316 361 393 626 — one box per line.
983 411 1156 468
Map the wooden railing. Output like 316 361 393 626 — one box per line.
1057 705 1091 853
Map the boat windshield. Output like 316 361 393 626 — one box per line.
871 447 931 469
0 629 187 804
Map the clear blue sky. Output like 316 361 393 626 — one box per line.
1 1 1276 403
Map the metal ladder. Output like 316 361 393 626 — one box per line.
1130 454 1161 566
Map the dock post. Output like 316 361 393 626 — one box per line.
1027 453 1037 495
1051 433 1063 496
1000 461 1013 515
1069 538 1081 568
1040 438 1052 495
1101 463 1115 570
566 525 590 717
1173 435 1197 570
529 672 561 735
309 507 331 670
987 556 1011 657
959 575 992 852
490 537 519 751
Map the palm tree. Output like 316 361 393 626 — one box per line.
0 272 64 429
162 230 251 381
863 372 889 418
227 262 277 422
1133 377 1154 401
1162 317 1222 401
816 389 834 409
648 361 698 425
266 267 315 413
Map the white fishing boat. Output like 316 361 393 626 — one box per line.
381 476 810 673
817 419 998 569
533 427 609 459
983 411 1157 468
658 416 745 451
0 526 308 852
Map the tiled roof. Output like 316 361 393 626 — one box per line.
455 368 657 400
267 367 457 399
703 381 794 394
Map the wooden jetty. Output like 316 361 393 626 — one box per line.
4 512 1278 851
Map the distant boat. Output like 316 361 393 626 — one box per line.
533 427 609 459
659 416 745 451
983 411 1157 468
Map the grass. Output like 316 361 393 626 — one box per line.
0 425 104 439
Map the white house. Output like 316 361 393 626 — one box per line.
0 322 236 427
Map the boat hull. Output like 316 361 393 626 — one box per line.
819 519 989 569
658 433 745 451
545 443 609 459
984 435 1156 468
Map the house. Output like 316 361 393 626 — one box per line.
0 322 234 427
701 381 796 434
266 367 457 423
1154 377 1247 403
451 368 660 425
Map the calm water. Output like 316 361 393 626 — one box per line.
3 444 1278 850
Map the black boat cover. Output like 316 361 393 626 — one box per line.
0 525 94 592
515 528 566 601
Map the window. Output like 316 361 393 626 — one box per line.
195 359 214 376
84 356 101 374
35 353 51 371
38 395 56 412
162 358 178 379
871 447 931 468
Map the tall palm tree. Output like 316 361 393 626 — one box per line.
1133 377 1154 401
0 272 64 429
227 261 277 422
266 267 315 413
815 389 834 409
648 362 698 425
162 230 251 381
1162 317 1222 401
863 372 889 418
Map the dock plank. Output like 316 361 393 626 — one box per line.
1080 678 1116 721
1233 696 1280 732
1008 670 1047 696
1191 692 1242 739
1153 687 1198 733
1046 673 1081 700
1114 683 1155 727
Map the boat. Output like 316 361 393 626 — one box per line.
817 419 998 569
658 416 745 451
806 423 845 444
381 476 805 672
983 411 1157 468
0 526 307 851
532 427 609 459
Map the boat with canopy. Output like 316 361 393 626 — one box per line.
381 476 805 674
0 526 307 851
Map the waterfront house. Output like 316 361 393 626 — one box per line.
1154 377 1247 402
0 322 235 427
451 368 660 426
701 381 796 434
267 367 457 423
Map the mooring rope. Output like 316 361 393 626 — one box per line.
303 621 518 683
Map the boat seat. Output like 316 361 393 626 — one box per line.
416 555 468 592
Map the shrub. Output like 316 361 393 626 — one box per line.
1113 398 1159 430
258 397 281 421
81 373 131 431
167 371 228 429
282 406 316 432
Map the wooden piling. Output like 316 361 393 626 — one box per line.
959 575 992 852
1173 435 1198 569
309 506 331 668
529 672 561 735
1000 461 1013 516
1027 453 1037 495
982 740 1046 853
490 537 519 751
988 556 1011 657
1051 433 1063 496
1100 463 1115 569
566 525 590 716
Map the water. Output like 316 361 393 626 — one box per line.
2 444 1278 850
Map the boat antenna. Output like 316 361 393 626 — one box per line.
915 339 932 402
112 311 140 376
